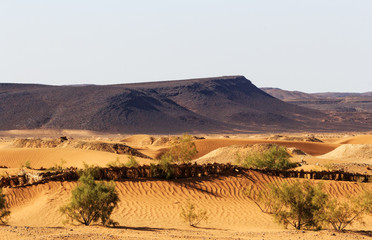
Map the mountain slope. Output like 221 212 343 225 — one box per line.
0 76 362 133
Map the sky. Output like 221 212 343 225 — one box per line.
0 0 371 93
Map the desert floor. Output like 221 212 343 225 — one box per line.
0 130 371 239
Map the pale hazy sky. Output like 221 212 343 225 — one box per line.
1 1 371 93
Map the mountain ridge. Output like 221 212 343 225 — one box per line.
0 76 368 133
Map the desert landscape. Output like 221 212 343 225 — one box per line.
0 129 371 239
2 1 372 239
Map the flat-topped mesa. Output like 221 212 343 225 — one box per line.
0 75 355 133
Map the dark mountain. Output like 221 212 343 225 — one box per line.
0 76 367 134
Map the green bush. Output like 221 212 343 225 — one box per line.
79 163 101 179
321 190 372 230
125 155 139 168
60 172 119 226
21 160 31 169
180 199 208 227
268 181 327 230
0 188 10 224
162 134 198 164
150 155 174 179
107 156 139 168
360 190 372 213
49 159 66 171
241 145 297 170
322 199 363 230
249 181 372 231
106 158 123 168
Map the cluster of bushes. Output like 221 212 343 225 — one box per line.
246 180 372 230
106 156 139 168
238 145 297 170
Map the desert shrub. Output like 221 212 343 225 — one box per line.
248 180 372 231
241 146 296 170
60 171 119 226
79 163 101 179
360 190 372 213
320 190 372 231
180 199 208 227
159 155 174 179
322 199 363 230
323 162 337 171
268 181 327 230
0 188 10 224
125 155 139 168
106 157 125 168
162 134 198 164
244 185 275 214
107 156 139 168
22 160 31 169
150 155 174 179
49 159 67 171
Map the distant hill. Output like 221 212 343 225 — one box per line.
262 87 372 100
0 76 368 134
261 87 372 130
261 88 315 100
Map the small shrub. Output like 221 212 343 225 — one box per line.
60 171 119 226
162 134 198 164
321 190 372 231
244 185 275 213
107 156 139 168
49 159 66 171
360 190 372 213
241 146 297 170
106 157 125 168
322 199 363 230
248 181 372 231
180 199 208 227
323 162 336 171
79 163 101 179
22 160 31 169
150 156 174 179
0 188 10 224
125 155 139 168
268 181 327 230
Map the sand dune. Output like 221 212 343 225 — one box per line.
319 144 372 164
1 171 371 238
0 148 154 169
194 139 339 158
3 172 371 227
336 134 372 144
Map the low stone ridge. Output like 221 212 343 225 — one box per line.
1 164 370 189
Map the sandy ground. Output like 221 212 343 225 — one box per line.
1 172 372 239
0 131 372 239
0 226 371 240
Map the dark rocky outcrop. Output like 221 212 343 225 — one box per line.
1 164 370 189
